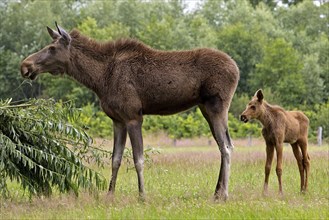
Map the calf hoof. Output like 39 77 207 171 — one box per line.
262 189 269 197
107 191 116 200
278 191 284 197
300 189 307 195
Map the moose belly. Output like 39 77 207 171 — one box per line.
143 98 199 115
141 86 201 115
284 125 300 144
138 73 201 115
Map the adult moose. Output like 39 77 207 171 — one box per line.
21 23 239 200
240 90 310 195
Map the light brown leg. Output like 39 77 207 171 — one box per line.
298 138 310 192
264 143 274 195
276 145 283 195
291 143 304 192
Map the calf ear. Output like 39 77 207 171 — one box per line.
255 89 264 102
47 26 61 40
55 22 71 46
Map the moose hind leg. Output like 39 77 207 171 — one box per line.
200 101 232 201
298 138 310 192
291 143 304 192
109 121 127 194
276 145 283 195
127 119 145 198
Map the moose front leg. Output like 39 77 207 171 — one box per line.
127 119 145 198
108 121 127 194
263 143 274 195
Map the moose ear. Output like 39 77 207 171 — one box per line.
255 89 264 102
47 26 61 40
55 21 71 46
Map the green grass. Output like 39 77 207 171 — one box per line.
1 143 328 219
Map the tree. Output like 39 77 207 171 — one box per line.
301 54 325 105
250 38 305 106
248 0 277 9
0 0 80 100
216 23 265 94
318 36 329 101
276 1 328 39
77 16 130 41
198 0 228 28
0 99 108 197
0 49 28 100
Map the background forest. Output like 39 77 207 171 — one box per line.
0 0 328 141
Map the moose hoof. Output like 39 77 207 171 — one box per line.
214 191 228 202
138 193 146 203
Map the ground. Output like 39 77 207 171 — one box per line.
1 137 328 219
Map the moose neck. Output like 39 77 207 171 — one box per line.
258 102 275 128
66 31 112 98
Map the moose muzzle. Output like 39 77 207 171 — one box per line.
20 59 38 80
240 115 249 123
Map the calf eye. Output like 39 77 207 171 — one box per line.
251 106 256 110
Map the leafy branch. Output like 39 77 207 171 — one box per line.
0 98 109 198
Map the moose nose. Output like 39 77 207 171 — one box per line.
240 115 248 123
20 61 33 78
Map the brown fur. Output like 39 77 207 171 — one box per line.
240 90 310 195
21 24 239 200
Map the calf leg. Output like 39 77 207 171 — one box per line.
275 145 283 195
264 143 274 195
127 119 145 198
298 138 310 191
108 121 127 194
291 143 304 192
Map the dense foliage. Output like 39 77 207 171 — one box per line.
0 99 109 198
0 0 328 140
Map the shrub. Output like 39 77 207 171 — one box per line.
0 99 108 198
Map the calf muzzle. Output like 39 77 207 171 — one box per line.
240 115 249 123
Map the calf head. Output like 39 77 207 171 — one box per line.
20 22 71 80
240 89 264 123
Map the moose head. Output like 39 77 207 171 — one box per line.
240 89 265 123
20 22 71 80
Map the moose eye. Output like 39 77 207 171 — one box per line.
250 106 256 110
48 46 56 52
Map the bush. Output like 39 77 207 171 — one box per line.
0 99 108 198
78 104 262 141
77 104 113 138
304 101 329 142
228 113 262 138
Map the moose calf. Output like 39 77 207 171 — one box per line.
240 89 310 195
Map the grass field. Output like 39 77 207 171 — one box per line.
1 139 328 219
